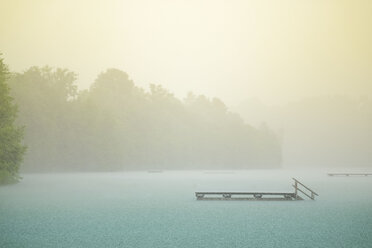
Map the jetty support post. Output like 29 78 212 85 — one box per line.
294 180 298 198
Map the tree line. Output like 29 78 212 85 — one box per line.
1 56 281 177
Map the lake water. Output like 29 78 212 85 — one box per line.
1 170 372 247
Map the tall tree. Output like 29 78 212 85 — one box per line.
9 66 77 171
0 56 26 184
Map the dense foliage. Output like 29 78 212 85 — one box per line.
0 57 26 184
9 66 281 172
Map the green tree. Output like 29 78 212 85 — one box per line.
9 65 282 172
0 56 26 184
9 66 77 171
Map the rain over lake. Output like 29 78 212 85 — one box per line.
1 1 372 247
1 170 372 248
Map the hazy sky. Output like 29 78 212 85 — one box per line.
1 0 371 105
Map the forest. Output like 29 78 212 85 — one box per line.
4 62 281 172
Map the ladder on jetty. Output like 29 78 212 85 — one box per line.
195 178 318 201
328 173 372 177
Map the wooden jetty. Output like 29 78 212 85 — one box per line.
195 178 318 201
328 173 372 177
147 170 163 173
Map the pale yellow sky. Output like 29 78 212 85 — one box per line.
1 0 371 105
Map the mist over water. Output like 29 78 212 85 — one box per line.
1 1 371 247
1 170 372 248
235 95 372 168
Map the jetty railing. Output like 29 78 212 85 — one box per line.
292 178 318 200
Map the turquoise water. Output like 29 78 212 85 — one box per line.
1 170 372 247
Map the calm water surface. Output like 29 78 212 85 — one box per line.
1 170 372 247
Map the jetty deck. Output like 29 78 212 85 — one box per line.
195 178 317 201
328 173 372 177
195 192 302 201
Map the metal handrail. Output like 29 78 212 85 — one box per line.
292 185 313 199
292 178 318 196
292 178 318 200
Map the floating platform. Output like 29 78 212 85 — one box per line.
328 173 372 177
195 178 317 201
195 192 302 201
147 170 163 173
